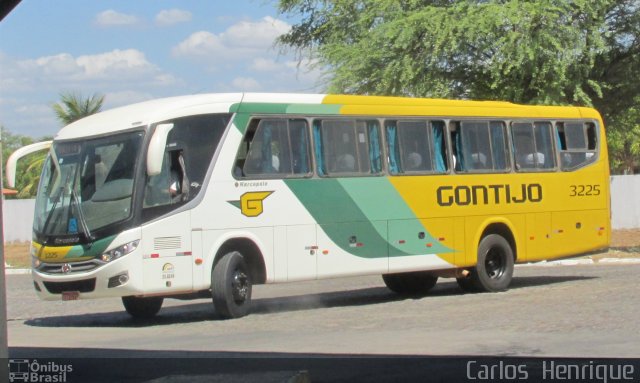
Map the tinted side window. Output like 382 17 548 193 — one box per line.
235 118 311 179
512 121 556 171
556 122 598 171
386 120 447 174
314 119 382 176
453 120 509 172
143 114 230 219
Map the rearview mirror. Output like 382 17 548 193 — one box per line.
146 123 174 176
5 140 52 188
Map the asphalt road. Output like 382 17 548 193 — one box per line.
5 263 640 382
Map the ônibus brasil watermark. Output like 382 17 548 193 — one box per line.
8 359 73 383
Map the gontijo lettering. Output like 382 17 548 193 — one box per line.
437 184 543 206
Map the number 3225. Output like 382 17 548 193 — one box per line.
569 184 601 197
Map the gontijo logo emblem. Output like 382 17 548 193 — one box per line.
228 191 273 217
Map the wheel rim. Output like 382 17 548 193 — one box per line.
231 268 250 304
484 247 506 280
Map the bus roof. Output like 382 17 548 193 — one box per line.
54 93 602 140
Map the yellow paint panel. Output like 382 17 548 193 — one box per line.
525 212 552 262
550 209 609 258
322 94 594 120
421 217 457 266
33 242 73 262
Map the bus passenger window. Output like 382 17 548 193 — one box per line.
315 119 381 176
398 121 432 172
236 118 311 179
556 122 597 171
386 120 447 175
454 120 509 172
511 122 556 171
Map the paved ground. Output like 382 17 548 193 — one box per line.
6 263 640 381
7 263 640 357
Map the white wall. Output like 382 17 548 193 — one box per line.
610 175 640 229
2 198 35 243
2 175 639 243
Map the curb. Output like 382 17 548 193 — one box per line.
5 268 32 275
518 258 640 267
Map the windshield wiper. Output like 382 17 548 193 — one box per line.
71 188 94 244
41 186 63 245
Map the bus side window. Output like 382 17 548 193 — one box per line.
143 114 229 218
512 121 556 171
386 119 447 175
236 118 311 179
315 119 381 176
144 150 187 207
398 120 433 172
556 122 597 171
454 120 508 172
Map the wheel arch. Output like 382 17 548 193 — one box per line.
475 219 519 262
210 236 267 285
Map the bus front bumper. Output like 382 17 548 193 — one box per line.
31 253 145 301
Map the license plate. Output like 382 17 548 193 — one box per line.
62 291 80 301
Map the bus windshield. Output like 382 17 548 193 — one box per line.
34 131 144 240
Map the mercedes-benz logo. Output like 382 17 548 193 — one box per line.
61 264 72 273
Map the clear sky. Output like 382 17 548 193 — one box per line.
0 0 323 138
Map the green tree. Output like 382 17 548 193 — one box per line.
607 97 640 174
52 92 105 126
1 127 50 198
278 0 640 172
2 92 105 198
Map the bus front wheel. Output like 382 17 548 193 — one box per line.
122 296 163 319
457 234 514 292
382 272 438 295
211 251 252 319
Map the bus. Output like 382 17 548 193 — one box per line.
6 93 610 319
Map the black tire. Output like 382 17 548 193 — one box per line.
122 296 163 319
382 271 438 295
457 234 514 292
212 251 252 319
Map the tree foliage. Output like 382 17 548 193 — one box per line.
278 0 640 172
3 92 105 198
1 127 50 198
52 92 105 126
607 96 640 173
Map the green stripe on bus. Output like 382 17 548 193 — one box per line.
285 178 409 258
229 103 344 133
66 235 117 259
231 112 251 134
337 178 453 255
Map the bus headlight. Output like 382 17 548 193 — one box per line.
101 240 140 263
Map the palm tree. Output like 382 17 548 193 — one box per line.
52 92 105 126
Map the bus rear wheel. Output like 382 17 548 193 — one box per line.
122 296 163 319
382 271 438 295
211 251 252 319
457 234 514 292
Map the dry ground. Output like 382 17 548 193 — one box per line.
3 229 639 269
610 228 640 248
4 242 31 268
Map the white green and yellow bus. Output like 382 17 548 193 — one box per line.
6 93 610 319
